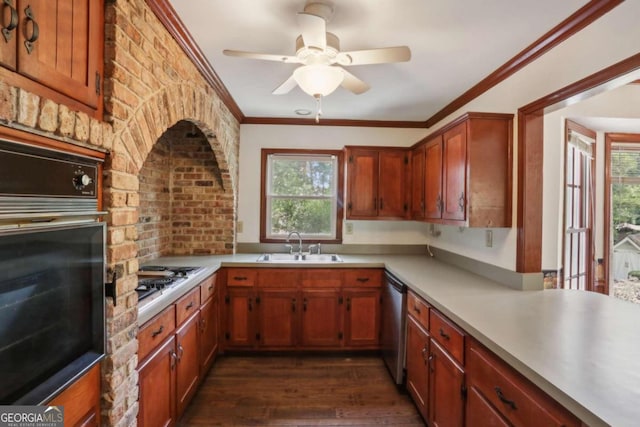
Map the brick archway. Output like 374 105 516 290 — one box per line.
101 81 238 425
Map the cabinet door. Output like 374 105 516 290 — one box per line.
429 339 465 427
410 144 426 220
258 289 298 348
176 312 201 418
466 386 510 427
347 148 379 218
442 122 467 221
300 289 342 347
406 315 430 421
199 295 218 374
138 335 177 427
48 363 100 427
343 289 380 347
16 0 102 108
0 0 17 70
225 288 255 348
424 136 443 219
378 150 407 218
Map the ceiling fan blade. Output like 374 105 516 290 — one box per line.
341 69 370 95
223 49 300 64
336 46 411 66
272 74 298 95
297 12 326 50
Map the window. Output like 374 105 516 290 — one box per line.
562 121 595 290
260 149 344 243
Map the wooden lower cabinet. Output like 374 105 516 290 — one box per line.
429 339 465 427
466 386 510 427
405 315 430 421
300 289 342 347
223 268 382 350
138 335 177 427
258 289 298 347
199 293 219 372
48 363 101 427
176 312 201 418
343 288 381 347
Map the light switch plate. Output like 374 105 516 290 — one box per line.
485 230 493 247
345 222 353 234
237 220 243 233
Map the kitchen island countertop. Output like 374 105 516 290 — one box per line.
140 253 640 426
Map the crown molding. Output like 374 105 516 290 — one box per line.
145 0 244 122
242 116 426 128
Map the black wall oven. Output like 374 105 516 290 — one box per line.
0 139 105 404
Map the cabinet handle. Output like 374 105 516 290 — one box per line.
436 194 442 212
421 345 428 363
185 301 194 310
23 5 39 54
200 318 206 331
208 285 214 291
413 304 421 314
494 387 517 410
233 276 247 281
373 197 377 209
303 298 307 312
458 191 465 212
1 0 18 42
379 198 384 210
346 297 351 311
178 344 184 361
439 327 450 341
356 277 370 283
151 325 164 338
170 350 178 370
248 297 253 312
428 353 434 372
292 298 296 313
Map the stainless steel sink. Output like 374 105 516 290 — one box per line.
257 253 343 262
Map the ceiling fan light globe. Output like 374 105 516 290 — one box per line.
293 65 344 97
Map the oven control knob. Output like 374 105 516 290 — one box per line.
73 174 93 189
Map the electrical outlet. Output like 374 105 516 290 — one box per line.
485 230 493 247
345 222 353 234
237 220 243 233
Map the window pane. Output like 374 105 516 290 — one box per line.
270 156 335 197
269 198 333 236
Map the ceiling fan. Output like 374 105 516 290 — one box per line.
222 1 411 120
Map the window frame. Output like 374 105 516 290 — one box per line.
260 148 344 244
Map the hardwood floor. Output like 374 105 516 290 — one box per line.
179 355 425 426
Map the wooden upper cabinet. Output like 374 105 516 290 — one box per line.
424 136 443 220
0 0 103 112
346 147 408 220
410 144 426 220
442 123 467 222
412 113 513 227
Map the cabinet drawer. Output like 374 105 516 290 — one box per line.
200 273 217 303
407 291 429 330
258 269 300 288
344 269 382 287
139 305 176 362
226 268 257 286
466 340 580 427
301 269 343 287
429 309 464 365
176 287 201 326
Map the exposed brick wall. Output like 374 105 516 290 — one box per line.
0 0 240 426
137 121 234 262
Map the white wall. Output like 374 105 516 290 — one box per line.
237 1 640 271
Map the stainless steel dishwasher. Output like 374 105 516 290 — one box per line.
381 271 407 385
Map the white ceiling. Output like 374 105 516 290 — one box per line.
169 0 589 122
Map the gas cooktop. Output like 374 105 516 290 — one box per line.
136 265 204 302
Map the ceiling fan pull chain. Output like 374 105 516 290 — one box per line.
315 94 323 123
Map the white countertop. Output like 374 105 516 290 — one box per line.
139 253 640 426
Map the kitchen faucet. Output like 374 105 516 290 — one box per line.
286 231 303 255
